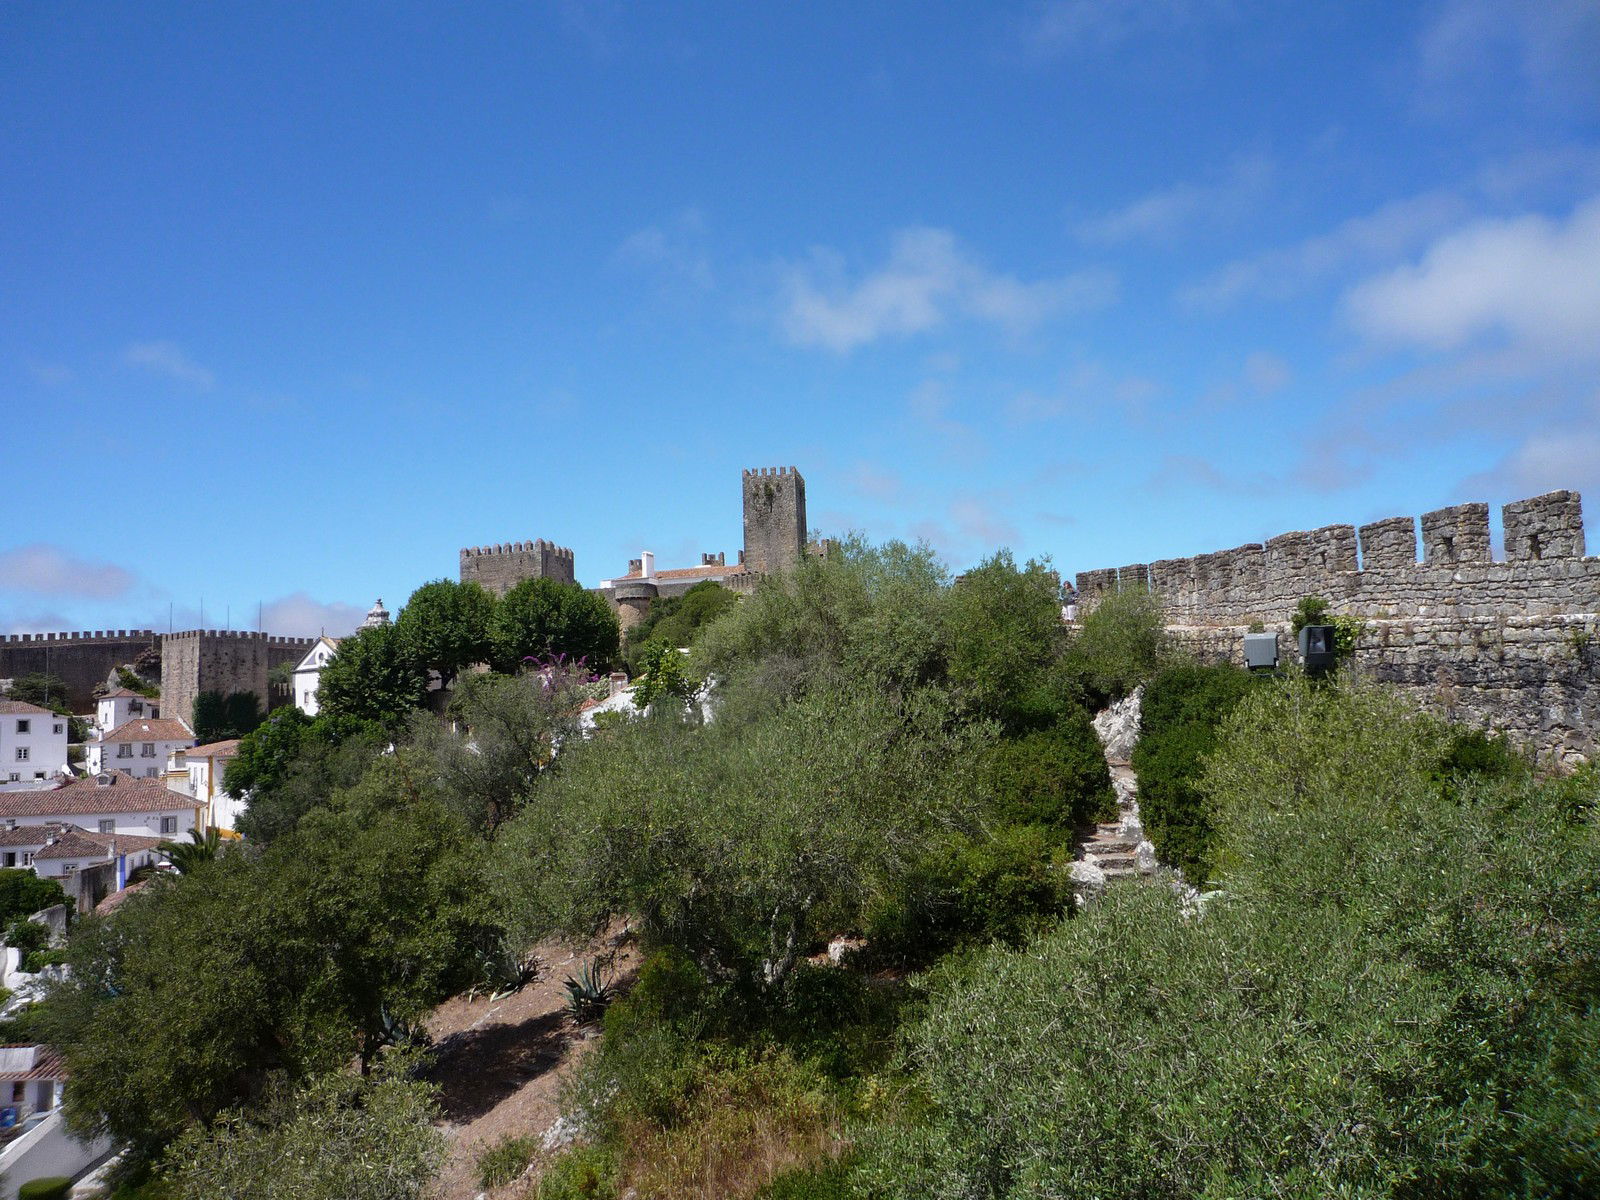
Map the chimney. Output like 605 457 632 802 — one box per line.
641 550 656 581
628 557 642 576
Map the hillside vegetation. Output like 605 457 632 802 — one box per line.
25 540 1600 1199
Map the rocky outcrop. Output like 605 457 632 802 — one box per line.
1091 685 1143 763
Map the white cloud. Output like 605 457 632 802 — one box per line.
1019 0 1236 59
1343 196 1600 359
1417 0 1600 117
1006 360 1161 425
1076 155 1271 245
123 341 215 388
1242 351 1291 395
259 593 370 639
779 227 1116 352
1461 428 1600 499
1180 191 1468 310
613 209 714 291
949 496 1019 547
0 545 136 599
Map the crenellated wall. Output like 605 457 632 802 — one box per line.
459 539 576 596
0 630 160 711
160 631 316 731
1075 491 1598 766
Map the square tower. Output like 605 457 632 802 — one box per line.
742 467 807 575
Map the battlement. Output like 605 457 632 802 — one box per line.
460 538 575 560
1 629 157 645
742 466 800 478
159 630 316 646
1076 490 1595 625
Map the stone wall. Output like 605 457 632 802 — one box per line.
0 630 160 710
160 631 314 731
459 540 576 597
1076 491 1598 766
742 467 807 575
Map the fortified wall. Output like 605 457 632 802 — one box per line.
459 540 576 597
160 631 316 731
0 630 160 710
1076 491 1599 765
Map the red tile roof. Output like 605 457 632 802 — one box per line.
99 718 194 744
185 738 240 758
0 824 68 848
0 774 200 819
0 700 53 716
33 829 164 860
94 878 152 916
99 688 155 701
0 1045 67 1082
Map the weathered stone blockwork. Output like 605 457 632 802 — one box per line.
459 540 576 597
161 631 315 732
742 467 807 576
1076 491 1599 765
0 630 159 710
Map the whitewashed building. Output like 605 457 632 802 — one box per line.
0 702 68 792
28 827 163 887
166 738 244 831
291 636 341 717
94 688 159 737
0 773 202 840
85 717 194 780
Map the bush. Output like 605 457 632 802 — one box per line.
18 1180 72 1200
20 948 65 975
1062 588 1165 706
536 1144 620 1200
756 1156 860 1199
0 870 66 926
986 709 1114 829
865 825 1075 967
860 680 1600 1198
5 918 48 956
1131 663 1257 883
477 1134 540 1189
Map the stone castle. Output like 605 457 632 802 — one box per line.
1075 490 1598 765
460 466 808 633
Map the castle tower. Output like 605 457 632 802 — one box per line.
741 466 806 575
459 539 577 597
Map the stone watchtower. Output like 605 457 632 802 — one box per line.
742 467 807 575
459 539 576 597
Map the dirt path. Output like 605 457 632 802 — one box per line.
425 932 639 1200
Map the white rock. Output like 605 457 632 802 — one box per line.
1068 860 1107 907
541 1113 584 1153
1092 686 1143 762
1135 839 1159 873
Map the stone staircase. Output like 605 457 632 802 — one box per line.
1071 690 1159 901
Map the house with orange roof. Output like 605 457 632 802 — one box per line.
0 701 68 793
84 717 194 780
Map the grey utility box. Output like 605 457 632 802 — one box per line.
1298 624 1337 677
1243 632 1279 670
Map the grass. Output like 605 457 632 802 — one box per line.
477 1134 540 1190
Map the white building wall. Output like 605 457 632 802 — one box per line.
0 1108 112 1200
86 736 189 779
0 713 68 791
1 808 199 839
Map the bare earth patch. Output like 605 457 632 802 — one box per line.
426 930 639 1200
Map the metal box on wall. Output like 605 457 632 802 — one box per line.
1298 624 1337 676
1243 632 1279 670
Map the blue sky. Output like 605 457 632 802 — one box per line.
4 1 1598 636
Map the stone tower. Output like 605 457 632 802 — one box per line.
459 540 576 597
742 466 807 575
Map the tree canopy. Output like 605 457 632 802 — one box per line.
394 579 496 689
489 577 620 671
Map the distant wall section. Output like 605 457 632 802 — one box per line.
161 632 315 730
459 540 576 597
0 631 159 711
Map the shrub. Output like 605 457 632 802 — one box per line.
1062 588 1165 706
4 918 48 956
985 708 1115 829
20 948 66 975
0 870 66 926
477 1134 540 1189
1131 663 1257 883
865 825 1075 967
18 1180 72 1200
756 1156 860 1199
536 1144 620 1200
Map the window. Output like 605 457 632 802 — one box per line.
5 773 16 783
160 816 177 834
15 719 28 734
141 743 156 757
31 772 43 780
15 748 27 762
62 862 77 873
21 853 32 866
9 1082 20 1103
117 744 133 759
99 820 115 834
2 853 12 868
53 723 63 735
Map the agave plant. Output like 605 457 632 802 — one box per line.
158 826 222 874
562 959 613 1025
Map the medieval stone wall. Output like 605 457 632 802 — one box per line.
0 630 160 711
160 631 314 731
459 540 576 597
1076 491 1597 766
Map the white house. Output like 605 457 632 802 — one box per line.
93 688 159 737
165 738 244 831
85 717 194 780
292 636 341 717
0 702 68 792
29 827 163 888
0 773 203 841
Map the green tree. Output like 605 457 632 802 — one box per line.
7 673 73 712
230 711 385 844
489 578 620 671
623 580 737 673
490 685 991 994
160 1068 444 1200
394 579 496 690
1062 586 1166 705
631 642 703 712
0 869 67 924
945 550 1066 729
191 691 264 743
158 827 221 874
316 623 430 730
